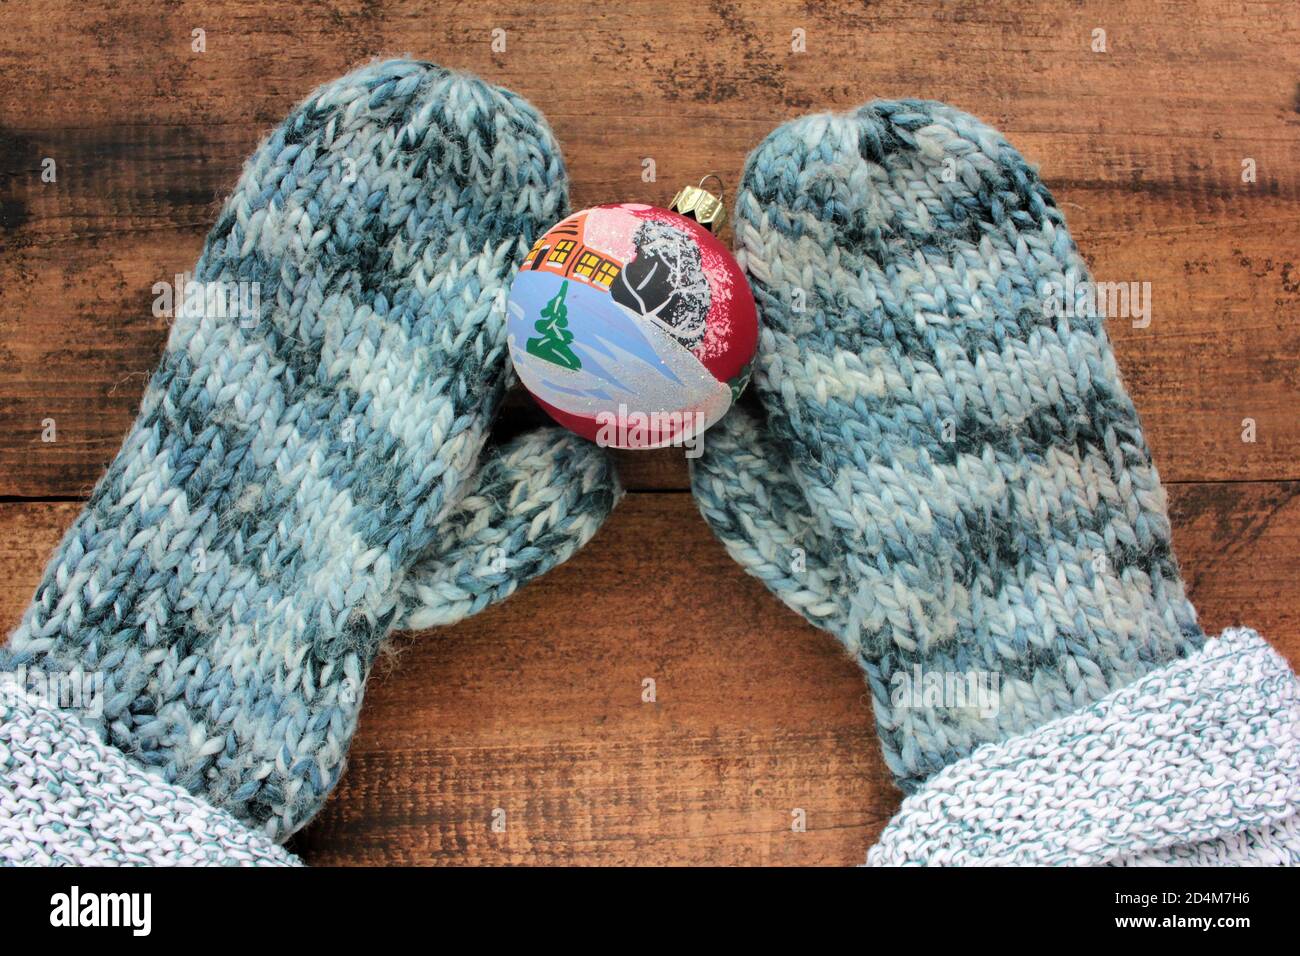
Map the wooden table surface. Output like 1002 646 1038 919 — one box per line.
1 1 1297 865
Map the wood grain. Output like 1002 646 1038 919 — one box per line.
0 0 1297 865
3 484 1297 864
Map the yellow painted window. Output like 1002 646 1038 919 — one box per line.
549 239 575 264
574 251 600 278
594 261 620 286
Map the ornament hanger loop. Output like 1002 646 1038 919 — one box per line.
670 175 728 233
698 173 725 196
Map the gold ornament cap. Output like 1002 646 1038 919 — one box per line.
670 174 726 233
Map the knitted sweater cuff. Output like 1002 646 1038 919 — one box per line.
866 629 1300 866
0 681 301 866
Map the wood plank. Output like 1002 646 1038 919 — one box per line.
1 0 1298 494
3 481 1296 864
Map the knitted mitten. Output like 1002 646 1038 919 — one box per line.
396 426 619 631
693 101 1300 863
2 59 619 844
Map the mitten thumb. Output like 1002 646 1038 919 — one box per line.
396 428 621 631
690 407 846 633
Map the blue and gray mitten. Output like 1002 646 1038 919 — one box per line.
0 59 619 864
693 101 1300 864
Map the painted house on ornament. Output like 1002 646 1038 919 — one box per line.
522 209 626 290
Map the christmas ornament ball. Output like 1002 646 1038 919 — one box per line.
506 197 757 450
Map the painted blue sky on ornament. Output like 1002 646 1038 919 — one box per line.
508 270 686 401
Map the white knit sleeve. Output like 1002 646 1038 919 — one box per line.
1 681 301 866
866 629 1300 866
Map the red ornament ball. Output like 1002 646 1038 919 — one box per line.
506 202 757 450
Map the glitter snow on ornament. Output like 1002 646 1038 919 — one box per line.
506 203 757 451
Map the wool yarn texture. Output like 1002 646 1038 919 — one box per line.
1 681 301 866
865 628 1300 865
690 100 1289 813
1 58 621 849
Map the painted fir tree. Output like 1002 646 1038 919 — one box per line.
526 280 582 370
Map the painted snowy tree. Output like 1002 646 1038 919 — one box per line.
611 220 711 351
